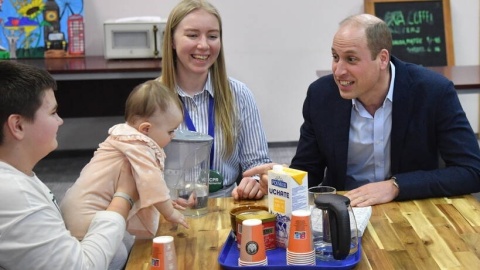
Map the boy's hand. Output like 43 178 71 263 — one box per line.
115 174 139 203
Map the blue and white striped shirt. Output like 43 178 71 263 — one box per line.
177 74 272 197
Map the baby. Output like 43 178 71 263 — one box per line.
60 80 188 267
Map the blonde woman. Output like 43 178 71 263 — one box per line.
159 0 272 199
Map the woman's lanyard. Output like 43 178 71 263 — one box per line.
182 94 215 168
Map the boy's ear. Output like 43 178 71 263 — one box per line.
138 122 151 135
6 114 25 140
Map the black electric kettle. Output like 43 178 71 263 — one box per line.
312 194 358 260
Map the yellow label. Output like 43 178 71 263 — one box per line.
273 197 286 213
283 167 307 185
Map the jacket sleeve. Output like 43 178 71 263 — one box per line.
392 77 480 200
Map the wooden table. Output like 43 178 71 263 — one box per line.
125 195 480 270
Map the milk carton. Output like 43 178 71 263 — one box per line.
267 165 308 248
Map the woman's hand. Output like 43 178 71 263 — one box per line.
232 163 277 200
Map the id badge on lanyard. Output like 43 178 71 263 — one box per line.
182 95 224 193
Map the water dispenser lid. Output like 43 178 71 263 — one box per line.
172 129 213 142
164 129 213 171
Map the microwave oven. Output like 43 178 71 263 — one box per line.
103 17 166 59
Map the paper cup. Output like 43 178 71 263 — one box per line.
287 210 314 253
238 257 268 266
238 219 267 265
151 236 177 270
286 248 316 265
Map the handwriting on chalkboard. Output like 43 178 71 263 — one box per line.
384 9 442 56
365 0 454 66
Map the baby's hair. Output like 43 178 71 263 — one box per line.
124 80 183 124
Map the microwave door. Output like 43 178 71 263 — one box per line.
104 22 165 59
112 30 149 49
109 29 154 58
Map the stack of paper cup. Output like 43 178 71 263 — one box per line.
151 236 178 270
238 219 268 266
286 209 315 265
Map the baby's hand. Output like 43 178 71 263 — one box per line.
172 200 186 210
174 195 196 208
165 209 189 229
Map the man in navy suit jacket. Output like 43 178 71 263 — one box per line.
241 13 480 207
288 14 480 206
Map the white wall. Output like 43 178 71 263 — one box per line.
84 0 480 142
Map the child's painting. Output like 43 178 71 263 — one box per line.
0 0 84 59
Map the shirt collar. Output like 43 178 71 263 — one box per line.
176 72 214 98
386 61 395 103
352 61 396 109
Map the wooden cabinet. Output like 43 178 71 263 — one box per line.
16 56 162 118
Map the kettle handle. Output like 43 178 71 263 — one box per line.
327 197 351 260
315 194 352 260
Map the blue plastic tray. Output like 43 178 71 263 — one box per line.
218 231 361 269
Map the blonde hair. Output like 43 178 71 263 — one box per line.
125 80 183 124
160 0 236 157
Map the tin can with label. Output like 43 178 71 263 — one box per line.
236 210 276 250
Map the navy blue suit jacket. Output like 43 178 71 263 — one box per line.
290 56 480 200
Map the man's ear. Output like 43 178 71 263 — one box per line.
379 49 390 69
138 122 151 135
6 114 25 140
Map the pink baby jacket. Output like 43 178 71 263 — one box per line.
60 123 170 239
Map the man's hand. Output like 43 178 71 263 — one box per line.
344 180 399 207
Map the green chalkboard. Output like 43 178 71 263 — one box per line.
364 0 454 66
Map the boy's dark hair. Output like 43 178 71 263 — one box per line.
0 61 57 144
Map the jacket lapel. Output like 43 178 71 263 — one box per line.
390 57 414 174
333 97 352 190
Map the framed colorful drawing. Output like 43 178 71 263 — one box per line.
0 0 84 59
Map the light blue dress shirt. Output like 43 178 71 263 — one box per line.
345 62 396 189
